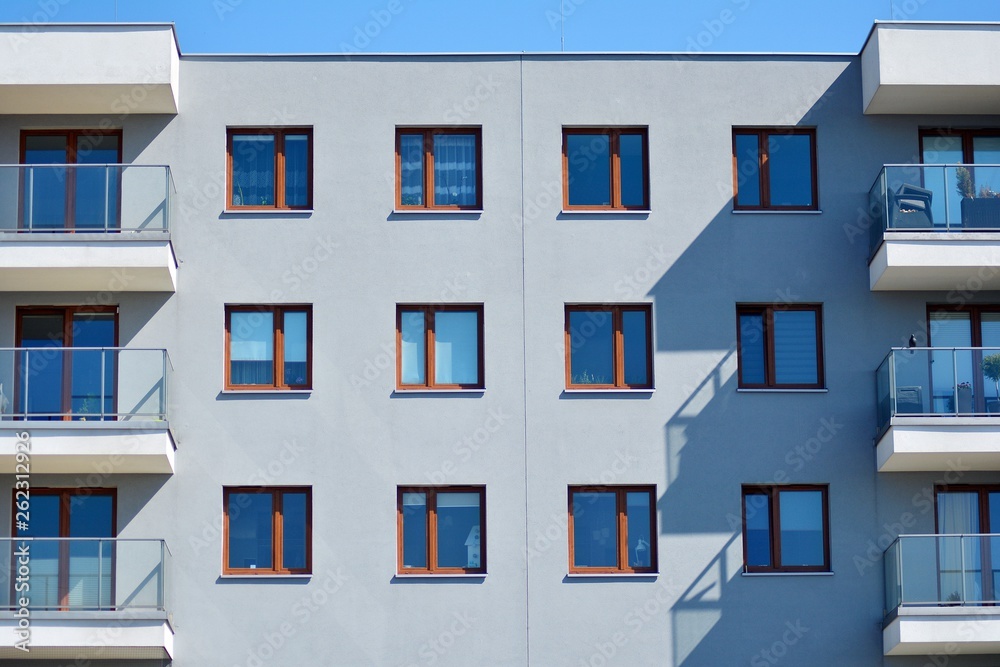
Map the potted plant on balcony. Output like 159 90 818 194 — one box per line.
983 353 1000 414
956 381 974 414
957 166 1000 229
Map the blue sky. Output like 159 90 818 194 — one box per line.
1 0 998 53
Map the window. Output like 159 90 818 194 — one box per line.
16 306 118 420
14 488 115 609
568 486 656 574
396 305 484 390
935 485 1000 601
395 128 482 210
223 487 312 575
732 128 817 210
20 129 122 230
562 128 649 210
920 128 1000 164
225 305 312 390
565 305 652 389
397 486 485 575
742 485 829 573
227 128 312 209
737 304 823 389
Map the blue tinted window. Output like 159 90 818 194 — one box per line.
622 309 649 386
778 490 825 567
744 493 771 567
567 134 611 206
739 313 766 385
436 492 481 569
399 134 424 206
231 135 275 206
227 492 273 570
734 133 761 207
626 492 653 569
768 134 814 207
401 492 428 569
734 129 815 209
572 491 617 568
281 492 308 570
568 310 614 385
619 133 647 207
773 310 819 385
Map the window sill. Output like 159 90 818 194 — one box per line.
220 574 313 579
221 389 313 395
560 209 652 215
392 389 485 395
222 209 314 215
741 571 833 577
393 573 487 579
562 389 655 394
565 572 659 579
731 209 823 215
392 209 484 215
736 388 828 394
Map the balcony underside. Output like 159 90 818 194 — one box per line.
0 235 176 292
0 422 175 474
885 607 1000 655
862 23 1000 115
0 611 172 660
869 233 1000 291
876 417 1000 472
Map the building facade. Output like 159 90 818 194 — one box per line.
0 19 999 666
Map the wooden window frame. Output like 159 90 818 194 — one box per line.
919 128 1000 164
394 127 483 210
222 486 312 576
927 304 1000 347
561 127 650 211
226 127 313 210
224 305 313 390
395 304 485 390
14 306 120 420
19 129 124 231
567 485 657 575
11 488 117 610
736 303 824 390
732 127 818 211
933 484 1000 533
741 484 830 574
396 485 487 575
564 304 653 390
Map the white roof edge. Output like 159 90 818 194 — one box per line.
181 50 855 59
0 22 180 55
860 20 1000 57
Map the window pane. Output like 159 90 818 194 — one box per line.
572 491 617 568
23 135 68 229
19 495 60 608
626 492 653 569
399 134 424 206
568 310 614 385
281 492 308 570
402 492 428 569
767 134 813 207
436 492 481 569
19 314 65 419
283 310 308 386
923 135 963 164
434 311 479 385
622 309 650 386
71 313 116 419
619 133 647 207
400 310 427 384
433 134 477 206
75 135 120 229
778 490 824 567
284 134 309 207
773 310 818 385
228 492 273 570
744 493 771 567
734 133 761 207
231 311 274 385
567 134 611 206
973 136 1000 165
232 135 275 206
739 313 766 385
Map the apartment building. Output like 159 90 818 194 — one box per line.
0 19 998 666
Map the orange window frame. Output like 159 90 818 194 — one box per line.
395 304 485 390
396 486 486 575
222 486 312 575
395 127 483 210
567 485 657 574
564 304 653 390
224 305 312 390
732 127 818 211
226 128 313 210
561 127 650 211
741 484 830 573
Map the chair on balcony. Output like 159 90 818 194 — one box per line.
895 385 924 414
891 184 933 229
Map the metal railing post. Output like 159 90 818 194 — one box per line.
961 535 968 603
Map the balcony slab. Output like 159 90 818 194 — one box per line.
885 606 1000 655
0 610 172 660
877 417 1000 472
869 233 1000 291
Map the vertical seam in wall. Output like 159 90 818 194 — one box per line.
518 52 530 667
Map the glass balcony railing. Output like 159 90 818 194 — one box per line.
0 348 170 421
875 347 1000 434
885 534 1000 616
0 538 169 612
868 164 1000 257
0 164 173 233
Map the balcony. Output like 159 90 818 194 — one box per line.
883 534 1000 655
0 538 172 660
0 348 175 474
0 164 177 292
862 22 1000 115
0 24 179 115
868 164 1000 291
875 347 1000 472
